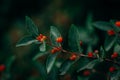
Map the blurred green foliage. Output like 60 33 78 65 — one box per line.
0 0 120 80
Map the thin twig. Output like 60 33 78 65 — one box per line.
46 40 120 66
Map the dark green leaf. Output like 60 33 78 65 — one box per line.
114 44 120 55
39 41 46 52
86 12 94 32
77 76 89 80
4 56 15 79
32 61 47 80
86 45 93 53
46 53 59 73
93 21 113 31
55 60 63 68
117 38 120 45
68 24 82 52
5 56 15 72
104 35 117 51
77 59 99 72
117 35 120 45
50 26 61 46
26 16 39 37
59 60 76 75
110 71 120 80
47 66 58 80
16 35 37 47
28 76 43 80
33 52 48 61
100 46 106 58
59 58 89 75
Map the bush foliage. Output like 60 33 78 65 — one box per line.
1 16 120 80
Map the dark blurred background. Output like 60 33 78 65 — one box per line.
0 0 120 79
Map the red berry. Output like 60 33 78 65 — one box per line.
0 64 5 72
111 52 118 59
69 54 77 61
41 36 47 41
83 70 91 76
56 37 63 43
51 49 56 54
88 52 93 58
115 21 120 27
56 47 61 51
36 34 47 42
80 41 83 46
107 30 115 36
64 74 71 80
109 66 116 72
94 50 99 54
51 47 61 54
54 47 61 52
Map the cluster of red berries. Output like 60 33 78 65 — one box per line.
0 64 5 72
111 52 119 59
56 37 63 43
51 47 61 54
107 21 120 36
69 54 77 61
36 34 47 42
51 37 63 54
83 66 116 76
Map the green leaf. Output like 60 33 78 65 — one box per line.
32 61 47 80
59 58 89 75
46 53 58 73
59 60 76 75
50 26 61 46
26 16 39 37
110 71 120 80
39 41 46 52
77 59 99 72
28 76 43 80
86 45 93 53
114 44 120 55
117 38 120 45
16 36 38 47
93 21 113 31
104 35 117 51
5 56 15 72
77 76 82 80
86 12 94 32
68 24 82 52
117 35 120 45
4 56 15 79
100 46 106 59
47 66 58 80
77 76 89 80
33 52 48 61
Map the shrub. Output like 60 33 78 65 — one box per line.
1 16 120 80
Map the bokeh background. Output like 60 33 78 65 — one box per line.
0 0 120 80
